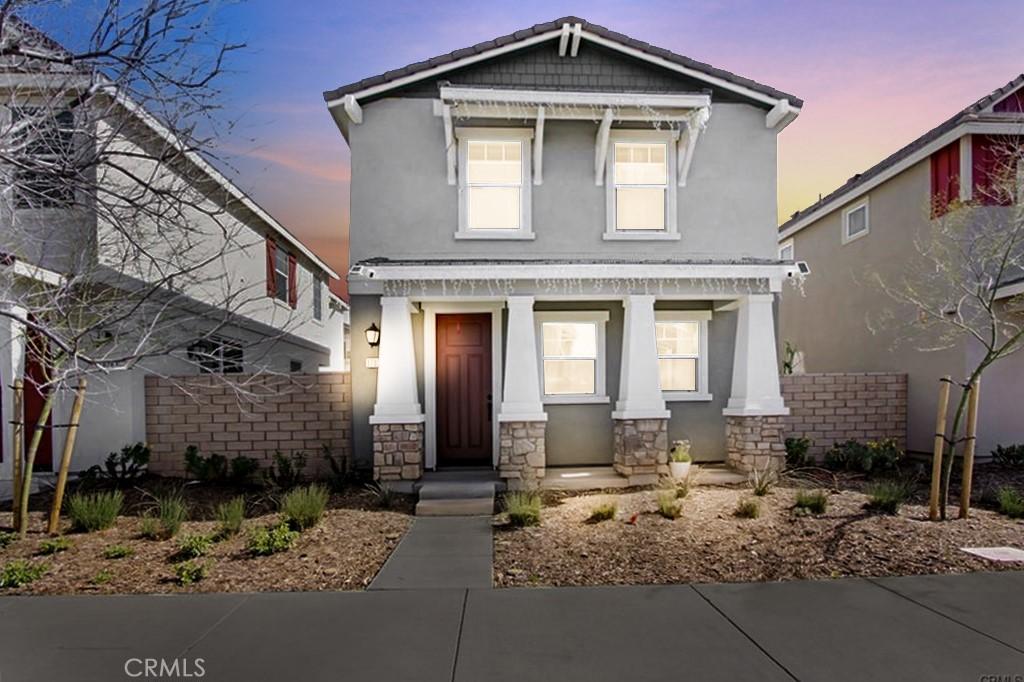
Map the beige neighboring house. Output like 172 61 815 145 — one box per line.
778 75 1024 458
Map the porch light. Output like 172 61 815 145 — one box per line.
364 323 381 347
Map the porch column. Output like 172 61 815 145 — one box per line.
498 296 547 490
370 296 424 483
722 294 788 472
612 295 669 485
0 305 25 481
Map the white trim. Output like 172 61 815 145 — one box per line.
959 134 973 202
533 106 545 186
440 86 712 111
442 104 456 186
423 302 504 469
341 95 362 125
606 129 680 238
535 310 610 405
594 108 614 186
995 281 1024 300
765 98 792 129
569 22 583 57
778 239 794 261
656 310 711 400
6 259 65 286
455 128 534 239
841 198 870 245
558 23 571 57
352 262 799 282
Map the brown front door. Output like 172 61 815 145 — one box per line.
436 313 492 466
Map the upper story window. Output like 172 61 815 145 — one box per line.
188 335 243 374
312 273 323 321
605 130 679 240
655 311 711 401
536 311 609 404
265 239 297 308
779 240 794 261
12 107 75 209
456 128 533 240
842 199 869 244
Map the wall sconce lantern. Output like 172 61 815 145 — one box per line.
365 323 381 348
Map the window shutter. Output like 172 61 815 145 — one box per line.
265 239 276 297
288 253 298 308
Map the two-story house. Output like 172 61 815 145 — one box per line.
778 75 1024 458
325 17 802 489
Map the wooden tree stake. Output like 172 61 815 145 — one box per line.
958 378 981 520
48 378 87 535
11 379 24 532
929 377 951 521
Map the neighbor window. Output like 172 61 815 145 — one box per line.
457 128 533 238
187 336 243 374
13 107 75 209
779 240 794 261
605 131 679 239
842 200 870 243
655 311 711 400
312 274 323 321
536 311 609 403
265 239 297 307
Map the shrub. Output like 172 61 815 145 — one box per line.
0 559 47 588
229 456 259 483
280 485 330 531
91 569 114 585
215 497 246 537
794 490 829 515
82 442 150 485
247 523 298 555
177 534 214 559
825 439 903 475
263 451 307 489
38 537 72 555
824 440 871 471
785 437 813 468
504 491 541 527
996 487 1024 519
0 531 16 549
587 500 617 523
656 489 682 519
138 513 161 540
184 445 228 481
992 444 1024 468
864 479 913 515
749 466 777 496
865 439 903 473
735 498 761 519
155 492 188 539
365 481 396 509
67 491 124 532
103 544 134 560
173 560 208 586
323 444 352 492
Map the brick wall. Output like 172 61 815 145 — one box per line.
144 372 351 477
781 373 907 460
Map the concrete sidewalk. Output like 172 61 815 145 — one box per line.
1 572 1022 681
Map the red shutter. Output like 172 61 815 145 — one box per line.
972 135 1018 206
930 140 960 217
265 239 276 297
287 253 298 308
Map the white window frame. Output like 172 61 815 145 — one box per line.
312 272 323 322
655 310 712 402
779 239 794 261
535 311 610 405
456 127 534 240
605 129 680 240
841 199 870 244
272 247 290 303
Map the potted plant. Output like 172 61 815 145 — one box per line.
669 440 692 480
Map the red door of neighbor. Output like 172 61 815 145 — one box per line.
23 333 53 472
436 313 492 466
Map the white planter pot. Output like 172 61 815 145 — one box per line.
669 461 691 480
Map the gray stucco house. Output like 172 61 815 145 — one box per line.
324 17 803 489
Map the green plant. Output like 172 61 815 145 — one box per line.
177 533 214 559
735 498 761 519
215 497 246 537
794 489 828 515
154 492 188 539
992 444 1024 468
785 437 813 468
504 491 541 527
0 531 16 549
864 479 913 515
247 523 298 555
82 442 150 484
229 456 259 483
173 559 208 586
323 444 352 492
587 500 617 523
138 513 161 540
656 489 682 519
91 569 114 585
824 440 871 471
67 491 124 532
669 439 692 463
996 487 1024 518
103 544 134 560
184 445 228 481
782 340 799 375
865 438 903 473
280 485 330 531
749 466 777 496
365 481 397 509
825 439 903 475
38 537 72 555
0 559 47 588
263 451 307 489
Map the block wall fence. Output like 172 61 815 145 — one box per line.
780 372 907 460
144 372 352 477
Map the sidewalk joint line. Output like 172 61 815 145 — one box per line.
449 589 469 682
177 595 251 657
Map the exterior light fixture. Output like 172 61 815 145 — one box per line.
365 323 381 347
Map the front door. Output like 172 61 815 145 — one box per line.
23 331 53 472
436 313 492 466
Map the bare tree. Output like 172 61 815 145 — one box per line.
872 134 1024 519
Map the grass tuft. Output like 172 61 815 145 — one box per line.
177 534 214 559
247 523 298 556
864 479 913 515
749 467 777 496
656 489 682 520
155 492 188 539
996 487 1024 519
0 559 47 588
794 490 829 515
587 499 617 523
67 491 123 532
215 497 246 537
735 498 761 519
37 537 72 555
504 491 542 527
103 544 134 560
280 485 330 531
173 560 208 586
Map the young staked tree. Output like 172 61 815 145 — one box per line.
873 134 1024 519
0 2 305 536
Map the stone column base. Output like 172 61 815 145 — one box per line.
725 415 786 473
373 422 424 482
613 418 669 486
499 421 546 490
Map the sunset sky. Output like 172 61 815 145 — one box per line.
51 1 1024 295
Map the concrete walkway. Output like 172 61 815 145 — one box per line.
369 517 493 590
1 572 1023 681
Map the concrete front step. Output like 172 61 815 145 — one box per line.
415 481 496 516
415 498 495 516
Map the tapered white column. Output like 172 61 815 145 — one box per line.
370 296 424 423
723 294 788 416
498 296 547 422
0 304 26 480
613 295 669 419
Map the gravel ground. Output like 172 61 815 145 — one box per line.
494 470 1024 588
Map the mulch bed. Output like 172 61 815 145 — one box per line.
0 479 414 595
494 465 1024 588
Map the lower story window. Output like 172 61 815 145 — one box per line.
187 336 243 374
655 311 711 400
536 311 609 403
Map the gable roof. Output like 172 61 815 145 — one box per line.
779 74 1024 238
322 16 802 109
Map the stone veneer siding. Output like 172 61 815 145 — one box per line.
612 418 669 485
781 373 907 460
145 372 351 477
372 423 424 482
725 415 786 473
499 421 546 490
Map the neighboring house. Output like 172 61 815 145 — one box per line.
323 17 803 489
778 75 1024 458
0 19 345 480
